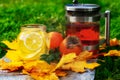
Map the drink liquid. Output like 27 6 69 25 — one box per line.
66 22 99 54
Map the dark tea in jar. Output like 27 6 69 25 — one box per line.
66 22 99 53
66 22 99 45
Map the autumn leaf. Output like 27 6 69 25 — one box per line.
84 62 100 70
1 40 22 61
2 40 18 50
104 50 120 56
55 69 67 77
110 38 119 46
0 59 6 68
22 60 59 80
1 61 23 71
76 51 93 61
61 60 100 73
54 53 77 71
23 60 56 73
54 52 100 73
5 50 21 61
30 72 59 80
61 61 86 72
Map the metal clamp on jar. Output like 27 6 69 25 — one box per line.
65 0 110 54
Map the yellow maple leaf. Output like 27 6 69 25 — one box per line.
61 61 86 72
0 59 6 68
30 72 59 80
2 40 23 61
110 38 119 46
2 40 18 50
5 50 21 61
1 61 23 71
55 69 67 77
84 62 100 70
104 50 120 56
76 51 93 61
61 60 100 73
53 52 100 73
22 60 58 80
23 60 55 73
54 53 77 71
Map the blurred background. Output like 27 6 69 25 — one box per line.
0 0 120 80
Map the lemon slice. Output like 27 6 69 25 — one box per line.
24 32 43 51
18 31 47 60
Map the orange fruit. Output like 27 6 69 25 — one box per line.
59 36 82 55
48 32 63 49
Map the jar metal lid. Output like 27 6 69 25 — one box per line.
66 4 101 12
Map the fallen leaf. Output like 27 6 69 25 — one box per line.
61 61 86 72
55 69 67 77
110 38 119 46
0 59 6 68
76 51 93 61
2 40 18 50
61 60 100 73
30 72 59 80
84 62 100 70
5 50 21 61
23 60 55 74
104 50 120 56
22 60 59 80
54 53 76 70
1 61 23 71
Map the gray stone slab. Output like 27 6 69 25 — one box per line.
0 70 34 80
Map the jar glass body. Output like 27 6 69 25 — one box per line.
66 12 100 54
17 24 49 60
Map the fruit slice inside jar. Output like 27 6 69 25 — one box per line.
24 32 43 51
18 31 47 60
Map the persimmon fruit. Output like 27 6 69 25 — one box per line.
59 36 82 55
48 32 63 49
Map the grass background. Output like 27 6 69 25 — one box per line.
0 0 120 80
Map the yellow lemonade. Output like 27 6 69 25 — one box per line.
17 24 49 60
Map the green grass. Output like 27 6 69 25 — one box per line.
0 0 66 41
0 0 120 80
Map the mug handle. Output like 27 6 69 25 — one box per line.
105 10 110 46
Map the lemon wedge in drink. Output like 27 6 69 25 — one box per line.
17 26 49 60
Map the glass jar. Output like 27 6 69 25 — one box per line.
65 3 110 54
17 24 49 60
